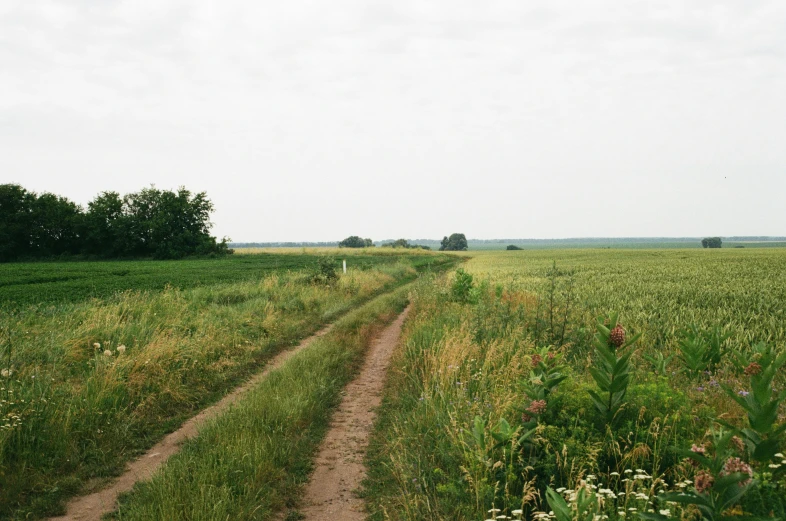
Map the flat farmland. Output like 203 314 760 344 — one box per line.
0 251 436 307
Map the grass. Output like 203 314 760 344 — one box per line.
0 254 456 519
112 284 412 520
0 252 441 307
364 249 786 520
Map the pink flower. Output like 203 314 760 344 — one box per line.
694 471 714 493
526 400 547 415
721 457 753 486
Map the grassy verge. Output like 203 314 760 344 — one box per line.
112 284 412 520
364 267 786 520
0 257 453 519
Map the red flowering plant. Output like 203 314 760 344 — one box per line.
640 428 759 521
519 345 567 427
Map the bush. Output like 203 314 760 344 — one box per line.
506 245 522 250
339 236 372 248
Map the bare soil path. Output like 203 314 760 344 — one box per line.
297 306 410 521
49 323 336 521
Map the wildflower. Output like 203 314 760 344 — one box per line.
103 350 112 357
694 470 714 493
659 510 670 516
722 457 753 486
696 386 705 392
521 413 532 423
1 368 11 378
769 463 781 469
744 362 762 376
531 354 543 368
738 390 750 396
117 345 127 354
610 325 626 347
775 453 784 458
526 400 547 415
731 436 745 453
93 342 101 349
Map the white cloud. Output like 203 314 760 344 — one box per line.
1 0 785 241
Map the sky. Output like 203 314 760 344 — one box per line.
1 1 785 242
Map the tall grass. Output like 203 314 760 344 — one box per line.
365 251 786 520
113 285 411 520
0 262 419 519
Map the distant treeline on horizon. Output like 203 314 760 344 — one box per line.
230 237 786 250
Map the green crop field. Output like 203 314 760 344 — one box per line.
0 251 441 307
366 248 786 520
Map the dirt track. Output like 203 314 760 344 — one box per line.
49 323 336 521
297 306 409 520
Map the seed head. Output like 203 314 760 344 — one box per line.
117 345 127 354
103 349 112 357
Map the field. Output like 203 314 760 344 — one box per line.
2 247 785 520
0 251 438 307
365 248 786 520
0 251 454 519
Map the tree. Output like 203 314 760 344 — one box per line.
0 184 35 261
339 236 369 248
701 237 722 249
81 191 127 256
439 233 468 251
506 244 522 250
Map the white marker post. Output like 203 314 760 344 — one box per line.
343 259 347 274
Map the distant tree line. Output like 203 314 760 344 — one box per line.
0 184 232 261
380 238 431 250
338 236 374 248
701 237 723 248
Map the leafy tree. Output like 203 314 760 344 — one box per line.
702 237 722 248
439 233 468 251
29 192 83 257
0 184 230 261
339 236 369 248
81 191 127 256
506 244 522 250
0 184 35 261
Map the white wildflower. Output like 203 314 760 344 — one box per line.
93 342 101 349
117 345 127 354
103 349 112 357
0 368 11 378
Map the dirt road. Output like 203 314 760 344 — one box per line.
49 323 336 521
297 307 409 520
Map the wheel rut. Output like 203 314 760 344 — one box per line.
296 306 410 520
48 322 336 521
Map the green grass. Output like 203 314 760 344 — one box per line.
112 284 412 520
0 253 438 307
0 252 460 520
364 250 786 520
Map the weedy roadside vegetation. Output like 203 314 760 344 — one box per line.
111 285 412 520
365 249 786 520
0 253 453 519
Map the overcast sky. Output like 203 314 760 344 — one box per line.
1 1 784 242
